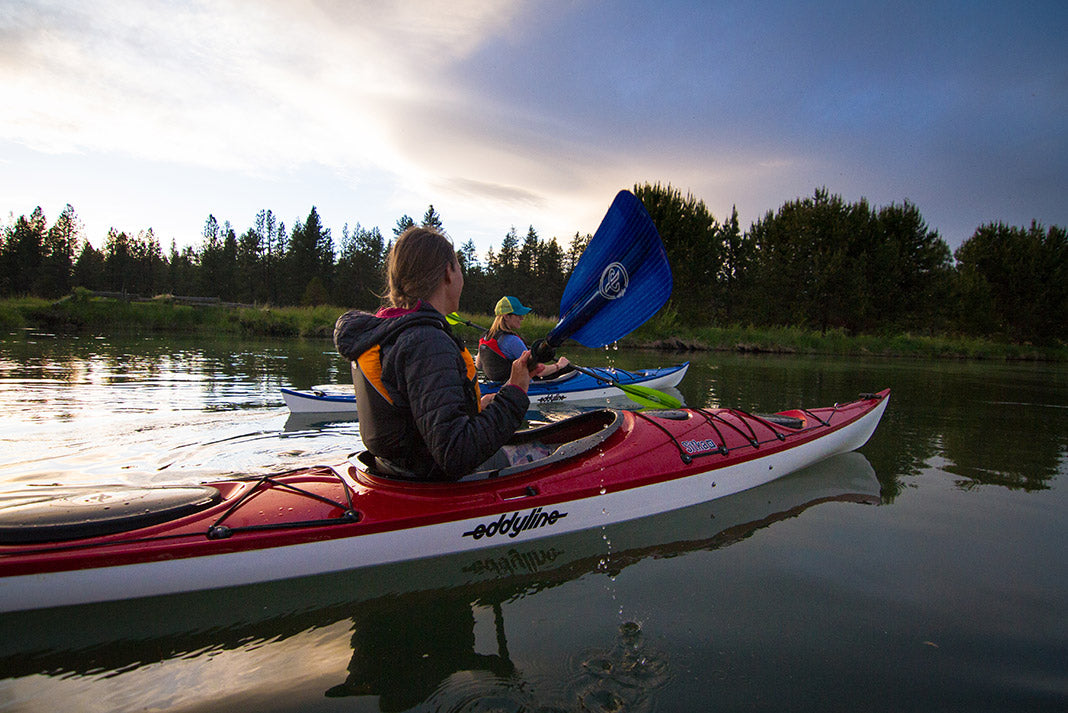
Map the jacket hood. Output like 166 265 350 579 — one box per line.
334 302 449 360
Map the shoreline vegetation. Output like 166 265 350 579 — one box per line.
6 184 1065 351
2 293 1064 363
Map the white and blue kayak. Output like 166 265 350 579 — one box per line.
281 362 690 414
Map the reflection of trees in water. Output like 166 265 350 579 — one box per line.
876 370 1068 494
0 333 340 392
695 356 1068 496
940 398 1067 491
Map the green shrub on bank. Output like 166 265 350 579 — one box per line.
0 300 30 331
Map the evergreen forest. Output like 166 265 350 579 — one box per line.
2 183 1065 345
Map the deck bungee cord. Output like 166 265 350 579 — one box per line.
206 470 361 540
0 466 363 558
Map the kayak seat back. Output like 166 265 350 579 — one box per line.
482 368 581 387
0 485 223 544
531 367 580 384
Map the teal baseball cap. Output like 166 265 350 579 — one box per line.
494 296 532 316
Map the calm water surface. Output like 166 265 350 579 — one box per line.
0 331 1065 712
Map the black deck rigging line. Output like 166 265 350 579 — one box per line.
634 408 769 464
798 407 831 428
630 410 694 463
634 407 790 464
4 528 214 557
207 470 360 539
621 398 858 466
4 469 362 556
690 409 731 456
692 408 761 449
727 408 791 442
723 409 762 446
207 512 360 539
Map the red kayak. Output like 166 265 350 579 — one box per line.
0 390 888 612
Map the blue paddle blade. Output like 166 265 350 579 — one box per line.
548 190 672 348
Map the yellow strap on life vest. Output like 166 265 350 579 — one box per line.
360 343 482 411
461 349 482 411
357 344 393 405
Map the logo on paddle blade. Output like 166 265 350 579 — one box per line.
598 262 628 300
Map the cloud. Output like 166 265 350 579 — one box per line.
442 177 546 209
2 0 1065 253
0 0 524 173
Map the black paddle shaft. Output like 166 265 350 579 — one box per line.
530 339 555 365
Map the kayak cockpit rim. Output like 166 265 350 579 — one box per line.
0 485 225 545
349 408 625 484
485 367 581 387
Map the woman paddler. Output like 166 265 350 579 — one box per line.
334 227 537 480
475 296 571 382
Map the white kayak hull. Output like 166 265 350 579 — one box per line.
282 363 690 414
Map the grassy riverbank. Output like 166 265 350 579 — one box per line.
514 311 1066 361
0 294 340 339
2 295 1065 362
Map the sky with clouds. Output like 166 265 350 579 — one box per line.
2 0 1065 258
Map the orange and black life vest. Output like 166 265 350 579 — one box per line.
350 313 481 479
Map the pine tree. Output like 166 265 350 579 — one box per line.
72 241 105 291
199 215 224 297
564 232 590 274
421 205 443 230
0 207 46 296
286 207 333 305
337 223 385 308
236 227 263 303
38 204 80 297
102 228 134 294
494 227 519 276
518 226 538 278
393 215 415 237
458 239 480 272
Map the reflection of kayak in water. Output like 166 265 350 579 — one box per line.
0 451 882 690
280 362 691 413
0 391 888 612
